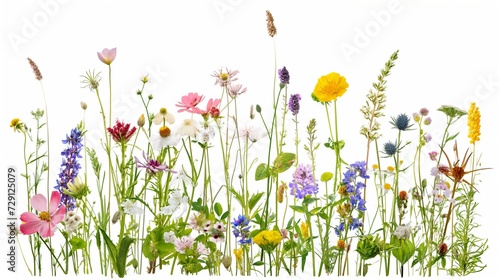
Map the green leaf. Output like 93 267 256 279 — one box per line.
249 192 264 212
69 237 87 253
309 206 323 215
255 163 270 180
289 205 305 213
253 261 265 266
214 202 223 216
220 210 229 220
391 237 415 265
116 236 135 277
273 152 296 173
98 227 117 272
446 131 460 143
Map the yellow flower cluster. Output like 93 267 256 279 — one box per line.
253 230 283 252
300 221 309 239
467 102 481 144
312 72 349 102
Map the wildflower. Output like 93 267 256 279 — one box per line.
467 102 481 144
149 125 180 151
423 117 432 125
280 228 288 239
230 118 267 142
64 211 82 233
393 224 412 239
135 151 173 175
312 72 349 103
27 57 43 80
419 107 429 116
55 127 83 210
233 248 243 262
382 140 397 157
176 92 205 114
208 222 226 243
97 47 117 65
196 124 216 143
228 83 247 98
177 118 199 137
196 242 209 255
153 107 175 125
107 120 137 144
188 212 206 232
201 98 221 119
334 222 345 236
164 231 176 243
231 214 252 245
277 182 286 203
288 93 301 115
160 190 188 219
265 10 277 37
379 183 391 194
300 221 309 239
432 181 452 203
337 239 346 250
438 242 448 256
387 166 395 173
20 191 66 238
412 112 421 122
10 118 26 133
80 102 87 110
390 113 412 131
399 190 408 200
174 236 195 254
63 177 89 200
253 230 282 252
121 199 143 215
437 105 467 119
320 171 333 182
278 66 290 85
289 163 319 199
137 114 145 127
212 68 239 87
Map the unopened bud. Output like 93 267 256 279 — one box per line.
137 114 145 128
222 255 232 270
112 211 121 224
80 102 87 110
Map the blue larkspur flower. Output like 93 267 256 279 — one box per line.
55 127 83 210
231 214 252 244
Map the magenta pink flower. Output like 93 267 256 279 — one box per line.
97 47 117 65
134 151 175 175
176 92 205 113
107 120 137 144
20 191 66 238
202 98 221 118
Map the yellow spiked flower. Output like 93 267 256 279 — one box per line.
467 102 481 144
300 221 310 239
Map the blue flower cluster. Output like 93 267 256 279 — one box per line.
231 214 252 245
289 163 318 199
335 161 370 236
54 127 83 210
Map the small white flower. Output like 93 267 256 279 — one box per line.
177 118 199 137
393 224 412 239
160 190 188 219
121 200 144 215
164 231 176 243
196 124 215 143
229 118 267 142
150 126 181 151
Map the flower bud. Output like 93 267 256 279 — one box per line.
137 114 145 128
80 102 88 110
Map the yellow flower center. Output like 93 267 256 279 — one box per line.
220 73 229 81
159 126 171 138
159 107 167 115
372 164 379 170
38 211 51 222
383 183 392 190
10 118 20 127
387 166 395 172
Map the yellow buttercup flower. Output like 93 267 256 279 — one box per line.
312 72 349 102
253 230 282 252
467 102 481 144
10 118 26 133
233 248 243 263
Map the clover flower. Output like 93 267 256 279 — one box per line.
288 93 301 115
20 191 66 238
289 163 318 199
107 120 137 144
64 211 82 234
174 236 195 254
312 72 349 103
55 127 83 210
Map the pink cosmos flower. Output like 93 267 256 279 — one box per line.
176 92 205 114
97 48 117 65
20 191 66 238
201 98 221 118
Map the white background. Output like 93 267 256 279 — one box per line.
1 0 499 279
